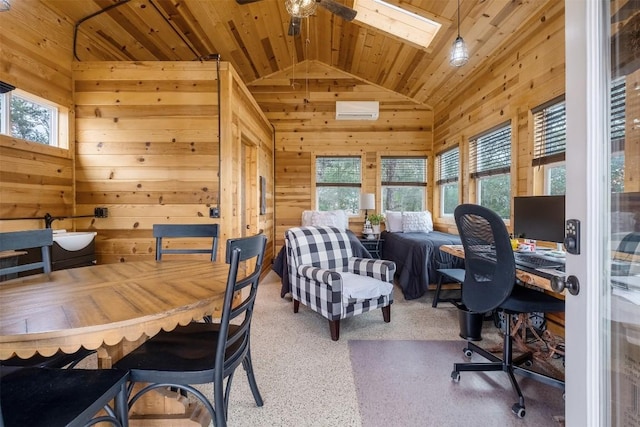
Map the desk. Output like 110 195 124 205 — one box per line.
0 260 229 361
439 245 565 296
440 244 565 337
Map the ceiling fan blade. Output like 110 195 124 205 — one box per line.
288 17 301 36
317 0 357 21
236 0 262 4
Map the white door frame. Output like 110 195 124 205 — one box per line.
565 0 609 425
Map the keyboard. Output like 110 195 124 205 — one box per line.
514 253 565 270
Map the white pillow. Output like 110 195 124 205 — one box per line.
304 210 349 230
385 211 403 232
301 210 314 226
402 211 433 233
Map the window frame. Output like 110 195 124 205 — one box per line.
531 96 566 195
0 88 65 149
435 146 459 217
380 156 428 212
469 122 512 220
314 155 363 215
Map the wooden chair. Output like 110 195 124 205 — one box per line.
114 233 268 427
1 366 129 427
0 229 95 369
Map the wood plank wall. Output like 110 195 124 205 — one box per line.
73 61 274 264
0 0 75 231
433 1 566 234
249 61 434 249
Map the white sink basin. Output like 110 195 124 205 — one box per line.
52 231 97 252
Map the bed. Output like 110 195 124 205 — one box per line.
380 210 464 300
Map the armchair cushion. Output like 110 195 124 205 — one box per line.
339 272 394 301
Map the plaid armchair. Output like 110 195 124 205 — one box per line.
285 226 396 340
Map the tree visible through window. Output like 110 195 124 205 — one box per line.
436 147 459 216
0 90 58 146
315 156 361 214
532 97 566 195
470 124 511 219
381 157 427 211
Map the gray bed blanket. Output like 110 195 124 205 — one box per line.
272 229 372 298
381 230 464 300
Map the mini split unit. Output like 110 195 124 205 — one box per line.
335 101 379 120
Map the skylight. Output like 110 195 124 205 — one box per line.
353 0 442 49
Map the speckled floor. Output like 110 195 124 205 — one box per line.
213 272 565 427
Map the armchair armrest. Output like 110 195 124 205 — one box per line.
297 265 344 292
348 258 396 282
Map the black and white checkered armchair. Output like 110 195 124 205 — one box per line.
285 226 396 340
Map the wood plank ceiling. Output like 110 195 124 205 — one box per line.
44 0 563 108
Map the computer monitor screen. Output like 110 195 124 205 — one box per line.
513 195 565 243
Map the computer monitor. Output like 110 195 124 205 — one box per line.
513 195 565 243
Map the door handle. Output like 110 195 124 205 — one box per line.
550 274 580 295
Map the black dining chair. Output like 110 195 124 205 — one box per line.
0 365 129 427
114 233 268 427
450 204 565 418
153 223 220 323
0 229 95 370
153 224 219 261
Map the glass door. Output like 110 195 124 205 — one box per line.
565 1 639 425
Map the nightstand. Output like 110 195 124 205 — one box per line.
359 237 383 259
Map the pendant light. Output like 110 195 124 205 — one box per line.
449 0 469 67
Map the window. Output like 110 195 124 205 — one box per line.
436 147 459 216
0 89 60 147
353 0 441 49
611 77 626 193
315 156 361 214
381 156 427 211
532 97 566 195
470 123 512 219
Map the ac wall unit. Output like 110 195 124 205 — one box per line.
335 101 379 120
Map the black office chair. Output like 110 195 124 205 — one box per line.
0 229 95 370
450 204 565 418
0 365 129 427
114 233 267 427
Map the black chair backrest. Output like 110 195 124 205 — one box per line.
616 231 640 256
153 224 219 261
0 229 53 279
454 204 516 313
216 233 267 373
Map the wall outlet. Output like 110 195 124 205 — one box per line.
209 207 220 218
94 207 109 218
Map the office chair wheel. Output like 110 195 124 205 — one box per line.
463 348 473 358
451 371 460 382
512 403 526 418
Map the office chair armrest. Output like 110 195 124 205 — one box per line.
348 258 396 282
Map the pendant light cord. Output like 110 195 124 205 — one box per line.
457 0 461 38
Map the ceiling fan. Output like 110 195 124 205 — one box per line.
236 0 357 36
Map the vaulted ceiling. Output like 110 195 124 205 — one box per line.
44 0 564 108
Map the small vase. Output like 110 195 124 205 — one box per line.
372 225 381 234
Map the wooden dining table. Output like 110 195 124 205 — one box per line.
0 260 230 363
